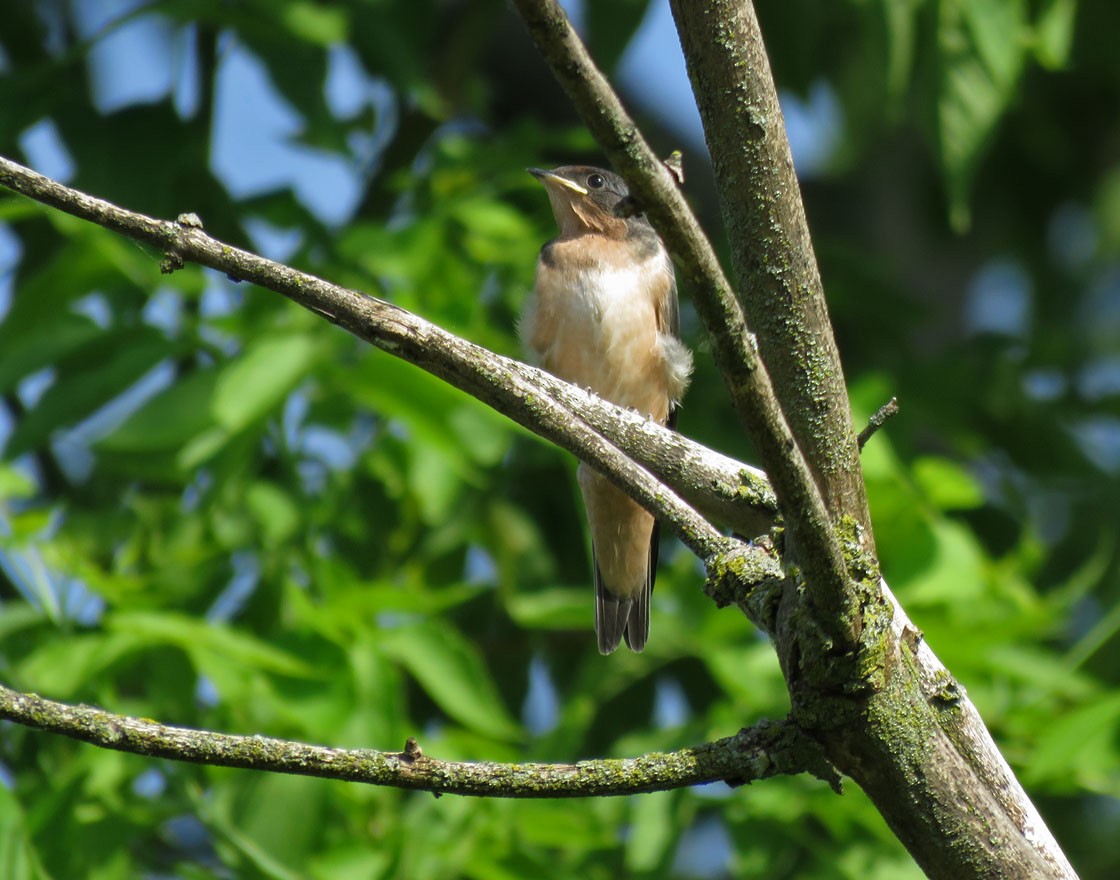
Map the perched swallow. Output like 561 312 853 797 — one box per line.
522 165 692 653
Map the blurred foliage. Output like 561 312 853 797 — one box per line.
0 0 1117 877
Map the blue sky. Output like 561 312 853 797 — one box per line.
13 0 842 232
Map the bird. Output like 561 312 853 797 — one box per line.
522 165 692 654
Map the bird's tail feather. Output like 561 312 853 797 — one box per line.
593 532 656 654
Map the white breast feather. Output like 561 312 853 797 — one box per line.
527 252 691 416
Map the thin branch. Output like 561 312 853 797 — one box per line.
0 155 728 566
512 0 855 644
857 398 899 450
0 684 833 797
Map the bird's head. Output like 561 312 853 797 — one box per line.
528 165 631 238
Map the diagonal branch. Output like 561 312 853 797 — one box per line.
512 0 856 643
0 683 834 797
515 366 777 537
0 156 711 556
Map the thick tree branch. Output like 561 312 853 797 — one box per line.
0 684 832 797
855 582 1078 879
669 1 873 548
512 0 856 646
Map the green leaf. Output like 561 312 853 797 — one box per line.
1032 0 1076 69
1026 693 1120 790
937 0 1028 230
246 480 301 544
207 774 329 876
177 425 234 471
586 0 650 69
281 1 349 47
212 334 319 432
109 611 316 679
0 462 36 500
0 233 145 348
506 587 588 631
3 327 175 458
511 800 615 849
881 0 922 104
0 314 102 394
627 791 676 873
912 456 984 510
0 786 49 880
378 619 521 741
17 631 147 697
894 518 985 606
0 603 47 646
97 367 220 453
448 404 512 467
449 197 535 264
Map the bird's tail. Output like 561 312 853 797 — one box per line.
594 553 654 654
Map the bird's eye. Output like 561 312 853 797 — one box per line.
587 174 605 189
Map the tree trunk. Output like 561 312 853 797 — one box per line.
668 2 1076 876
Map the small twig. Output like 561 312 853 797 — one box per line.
857 397 899 450
663 150 685 184
0 684 825 798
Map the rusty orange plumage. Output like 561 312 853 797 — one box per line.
522 166 692 653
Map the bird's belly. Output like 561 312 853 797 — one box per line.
532 265 669 421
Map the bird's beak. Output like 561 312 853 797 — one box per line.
527 167 588 195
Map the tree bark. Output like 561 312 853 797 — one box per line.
0 685 828 797
669 0 873 549
664 3 1075 877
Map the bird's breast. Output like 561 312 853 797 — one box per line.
526 242 672 421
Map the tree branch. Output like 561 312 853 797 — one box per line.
669 0 874 546
857 398 899 450
517 367 777 537
0 683 832 797
510 5 1077 878
0 155 737 566
512 0 856 647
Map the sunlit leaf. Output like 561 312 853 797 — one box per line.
1032 0 1076 69
912 456 984 510
281 1 348 47
506 587 588 631
245 480 301 544
1026 693 1120 790
212 334 319 432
